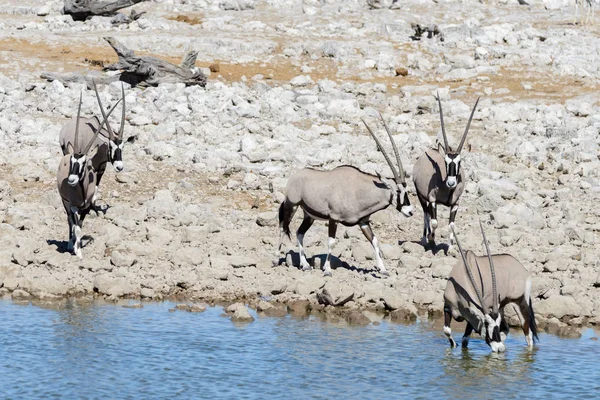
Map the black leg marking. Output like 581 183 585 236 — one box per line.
462 323 474 348
417 194 430 240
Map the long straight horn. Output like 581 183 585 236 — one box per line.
479 219 498 314
456 97 480 154
92 80 116 142
436 91 449 152
361 118 400 184
450 224 486 312
83 97 123 155
379 113 405 184
118 82 126 138
74 92 83 153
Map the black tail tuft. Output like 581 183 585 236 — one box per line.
279 201 291 239
528 297 539 343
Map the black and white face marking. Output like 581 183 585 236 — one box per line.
68 154 86 186
444 154 461 189
109 140 124 172
396 183 413 217
484 312 505 353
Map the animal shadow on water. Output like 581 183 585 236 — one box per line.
47 236 94 254
278 251 379 276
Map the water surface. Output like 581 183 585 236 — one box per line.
1 299 598 399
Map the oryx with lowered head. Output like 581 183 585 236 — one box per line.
443 221 538 352
57 92 119 258
59 81 127 211
278 115 413 277
413 94 479 247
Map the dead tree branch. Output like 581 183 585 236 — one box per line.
63 0 148 21
41 37 207 88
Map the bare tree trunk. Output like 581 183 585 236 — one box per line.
63 0 148 21
41 37 207 88
103 37 207 87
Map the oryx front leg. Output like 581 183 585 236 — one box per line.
444 307 457 348
322 220 337 277
428 201 438 243
359 222 387 276
417 194 430 244
297 215 314 271
462 323 474 348
66 210 75 252
70 207 83 259
448 204 459 246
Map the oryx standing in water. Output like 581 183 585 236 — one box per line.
278 115 413 277
57 93 119 258
443 221 539 352
412 94 479 246
59 81 127 211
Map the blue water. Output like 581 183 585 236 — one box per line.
0 299 598 399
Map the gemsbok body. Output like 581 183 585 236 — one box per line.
443 222 538 352
412 94 479 247
278 115 413 276
57 93 118 258
59 82 126 210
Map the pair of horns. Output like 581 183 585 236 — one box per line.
450 220 498 314
436 91 480 154
93 80 126 141
361 114 406 184
73 83 124 156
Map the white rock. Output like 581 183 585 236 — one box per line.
37 6 50 16
290 75 314 87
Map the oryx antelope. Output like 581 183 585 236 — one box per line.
277 115 413 277
57 93 119 258
59 81 127 211
443 221 538 352
412 94 479 246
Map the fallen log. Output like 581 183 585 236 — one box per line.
63 0 148 21
41 36 207 88
103 37 207 87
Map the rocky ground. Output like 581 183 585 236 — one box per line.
0 0 599 336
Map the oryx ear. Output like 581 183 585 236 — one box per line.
437 141 446 156
126 135 137 144
67 142 74 155
460 143 472 158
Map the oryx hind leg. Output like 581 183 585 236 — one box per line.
444 306 458 348
516 299 535 348
360 222 388 276
297 214 314 271
323 220 337 277
92 167 108 214
277 200 297 256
